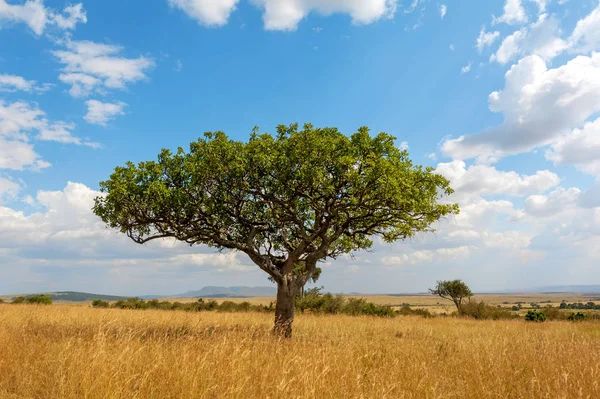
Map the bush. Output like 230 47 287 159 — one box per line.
13 295 53 305
560 301 600 310
340 298 396 317
568 312 587 321
112 298 148 309
0 299 4 304
105 297 273 313
92 299 110 308
194 298 219 311
296 292 398 317
525 310 547 322
340 297 368 316
459 301 517 320
396 305 433 318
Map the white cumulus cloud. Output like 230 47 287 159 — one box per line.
436 160 560 198
491 14 568 64
546 117 600 176
50 3 86 30
460 61 472 74
442 53 600 162
168 0 239 27
84 100 127 126
0 176 21 203
476 28 500 53
0 0 86 35
0 73 52 93
0 100 96 170
52 40 154 98
568 2 600 53
167 0 398 30
251 0 398 31
493 0 527 25
439 4 446 19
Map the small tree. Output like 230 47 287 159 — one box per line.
25 294 53 305
524 310 547 322
94 124 458 337
92 299 110 308
429 280 473 314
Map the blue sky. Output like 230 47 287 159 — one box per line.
1 0 600 296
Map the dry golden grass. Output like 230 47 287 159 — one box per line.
1 304 600 398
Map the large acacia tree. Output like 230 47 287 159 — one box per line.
93 124 458 337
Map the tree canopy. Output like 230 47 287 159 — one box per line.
429 280 473 313
93 123 459 336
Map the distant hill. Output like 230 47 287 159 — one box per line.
0 287 275 302
173 286 277 298
531 285 600 293
48 291 129 302
0 291 129 302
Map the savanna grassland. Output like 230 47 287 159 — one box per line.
137 292 600 315
1 303 600 398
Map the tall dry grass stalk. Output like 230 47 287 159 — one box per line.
0 304 599 398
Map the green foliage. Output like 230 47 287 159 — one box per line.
106 297 272 313
429 280 473 313
29 295 53 305
296 291 408 318
295 292 344 314
396 305 434 318
459 301 517 320
93 123 458 288
568 312 587 321
112 298 148 310
92 299 110 308
524 310 547 322
511 305 520 311
560 301 600 310
12 295 53 305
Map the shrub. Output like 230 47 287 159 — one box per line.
396 305 433 318
194 298 219 311
92 299 110 308
11 296 26 304
15 295 53 305
524 310 547 322
511 306 520 311
560 301 600 310
568 312 587 321
296 292 398 317
340 297 368 316
218 301 243 312
112 298 148 309
459 301 517 320
0 299 4 304
339 298 396 317
89 293 423 319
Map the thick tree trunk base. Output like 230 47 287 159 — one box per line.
273 282 296 338
273 317 293 338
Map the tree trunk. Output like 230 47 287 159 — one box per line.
274 281 296 338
